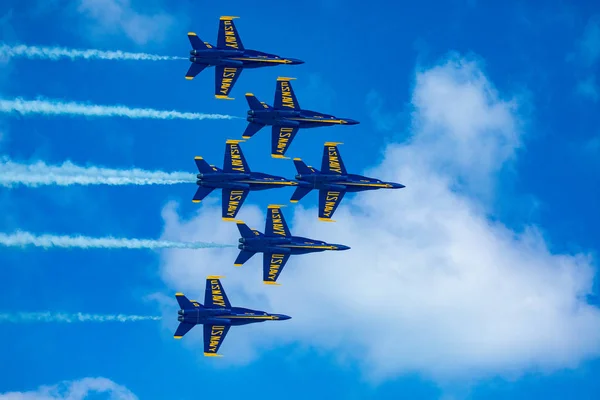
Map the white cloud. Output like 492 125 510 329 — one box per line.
0 377 137 400
158 57 600 381
77 0 175 46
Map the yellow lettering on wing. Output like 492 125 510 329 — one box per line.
280 81 296 109
223 21 238 49
270 209 287 236
327 147 342 174
229 144 245 172
220 67 237 95
276 127 295 154
267 254 285 281
208 325 226 352
227 190 246 217
210 280 226 307
323 191 341 217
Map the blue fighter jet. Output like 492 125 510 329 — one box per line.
193 140 297 221
235 205 350 285
243 77 360 158
186 16 304 100
291 142 405 221
174 276 291 357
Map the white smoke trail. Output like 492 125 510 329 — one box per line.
0 159 196 187
0 312 162 323
0 43 185 61
0 98 237 120
0 231 234 250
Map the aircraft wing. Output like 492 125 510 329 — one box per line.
274 77 301 110
271 126 299 158
217 16 244 50
223 140 250 173
204 276 231 308
318 189 346 221
203 324 231 356
321 142 347 175
265 205 291 237
215 66 242 100
263 252 291 284
185 63 208 80
222 188 249 220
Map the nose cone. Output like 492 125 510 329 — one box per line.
273 314 292 321
388 182 406 189
332 244 350 251
288 58 305 65
343 118 360 125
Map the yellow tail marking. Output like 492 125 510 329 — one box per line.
219 16 239 20
277 77 297 81
207 275 224 279
324 141 344 146
318 218 336 223
215 95 235 100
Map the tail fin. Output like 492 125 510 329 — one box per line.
245 93 265 111
188 32 209 50
242 122 265 139
236 220 256 239
293 158 315 175
175 292 202 309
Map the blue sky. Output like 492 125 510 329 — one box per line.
0 0 599 399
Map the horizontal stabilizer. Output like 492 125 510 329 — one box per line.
186 63 208 80
174 322 195 339
175 292 201 310
245 93 265 111
192 186 214 203
195 156 215 174
293 158 316 175
188 32 209 50
234 250 256 266
242 122 265 139
236 221 256 239
290 186 312 203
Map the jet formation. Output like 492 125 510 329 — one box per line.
175 276 290 356
186 16 304 99
176 16 405 356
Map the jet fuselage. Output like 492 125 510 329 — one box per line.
178 306 290 327
189 48 303 69
196 172 296 192
247 109 359 129
294 173 405 193
238 235 349 255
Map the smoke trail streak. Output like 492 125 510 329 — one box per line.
0 312 162 323
0 231 234 250
0 98 237 120
0 159 196 187
0 43 185 61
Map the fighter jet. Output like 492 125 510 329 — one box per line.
291 142 405 221
174 276 291 357
235 204 350 284
193 140 297 221
186 16 304 100
243 77 360 158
